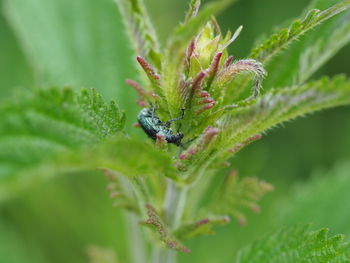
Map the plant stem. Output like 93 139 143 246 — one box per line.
152 179 188 263
124 211 147 263
164 179 187 229
119 173 147 263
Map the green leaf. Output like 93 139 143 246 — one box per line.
263 0 350 88
0 6 34 98
0 135 177 202
0 87 124 199
115 0 162 70
276 160 350 237
296 21 350 84
218 75 350 155
0 220 45 263
230 0 350 101
3 0 137 126
210 171 273 225
249 0 350 65
60 137 176 180
236 225 350 263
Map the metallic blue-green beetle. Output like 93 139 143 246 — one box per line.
137 108 184 146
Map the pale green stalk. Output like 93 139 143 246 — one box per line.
124 212 147 263
152 179 188 263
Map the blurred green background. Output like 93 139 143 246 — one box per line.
1 0 350 262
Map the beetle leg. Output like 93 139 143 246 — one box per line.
179 136 197 149
183 136 197 145
164 108 185 128
149 102 158 118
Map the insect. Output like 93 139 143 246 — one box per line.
137 107 185 146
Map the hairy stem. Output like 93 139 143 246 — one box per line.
152 179 188 263
164 179 188 229
124 212 147 263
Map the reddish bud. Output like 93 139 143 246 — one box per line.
179 147 196 161
250 204 261 213
207 52 223 77
199 91 210 97
126 79 159 107
196 102 216 114
125 79 145 96
224 56 234 68
202 126 219 144
137 100 147 107
197 97 215 105
196 218 210 226
188 148 196 155
156 133 168 149
179 153 188 160
136 56 161 84
185 39 197 69
192 71 207 94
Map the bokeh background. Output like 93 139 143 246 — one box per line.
1 0 350 262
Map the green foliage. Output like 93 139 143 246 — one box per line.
0 221 45 263
210 171 273 225
218 75 350 158
0 171 130 263
0 135 178 203
264 0 350 88
115 0 162 70
250 0 350 64
0 6 34 97
276 160 350 237
297 22 350 84
236 225 350 263
0 87 124 200
61 137 176 180
179 75 350 178
231 0 350 100
1 0 350 262
2 0 137 122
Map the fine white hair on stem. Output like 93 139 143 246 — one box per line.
215 59 267 99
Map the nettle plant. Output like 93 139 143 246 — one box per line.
2 0 350 262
